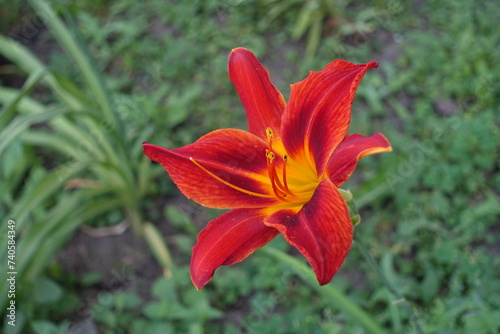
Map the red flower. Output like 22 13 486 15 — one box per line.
143 48 391 290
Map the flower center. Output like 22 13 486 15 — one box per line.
265 127 296 202
264 127 322 206
189 128 321 207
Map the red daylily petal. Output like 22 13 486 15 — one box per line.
143 129 279 209
229 48 286 139
264 178 353 285
327 132 392 187
281 60 378 176
191 208 279 290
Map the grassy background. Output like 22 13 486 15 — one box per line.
1 0 499 333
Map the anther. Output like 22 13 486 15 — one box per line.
266 127 273 140
266 127 274 150
266 149 275 161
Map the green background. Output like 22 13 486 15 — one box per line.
1 0 499 333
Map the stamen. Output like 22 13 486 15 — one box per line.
266 127 273 140
266 127 274 150
265 149 296 201
266 154 291 201
264 128 303 202
266 149 275 161
282 155 291 194
190 157 274 198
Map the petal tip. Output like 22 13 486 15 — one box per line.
366 60 379 69
230 47 249 54
229 47 252 61
190 260 213 291
191 275 207 290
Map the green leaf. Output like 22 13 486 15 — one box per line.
0 86 47 114
292 2 314 40
165 86 202 128
28 0 123 137
52 71 94 106
131 320 174 334
164 205 197 235
420 266 441 303
262 246 385 334
2 309 26 334
0 35 84 110
23 197 122 281
33 277 63 305
92 308 117 328
80 271 103 287
143 301 174 320
30 321 70 334
0 140 28 197
463 312 496 334
305 12 323 59
7 162 86 229
182 288 223 320
0 108 67 155
152 276 177 302
0 68 47 128
113 292 142 310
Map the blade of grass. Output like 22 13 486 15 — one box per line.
0 108 67 155
355 181 390 210
26 2 136 193
0 86 47 114
7 161 87 230
28 0 122 136
23 196 123 281
20 131 96 162
0 36 128 173
292 2 314 40
0 67 47 128
356 239 424 334
388 289 404 333
305 13 323 59
0 163 86 308
15 193 88 280
0 194 122 307
0 35 85 110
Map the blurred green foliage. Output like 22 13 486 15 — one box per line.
1 0 499 333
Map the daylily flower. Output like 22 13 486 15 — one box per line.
143 48 391 290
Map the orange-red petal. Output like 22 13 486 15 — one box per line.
263 178 353 285
190 208 279 290
327 132 392 187
143 129 279 209
281 60 378 176
228 48 286 139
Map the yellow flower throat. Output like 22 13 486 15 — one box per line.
190 127 322 207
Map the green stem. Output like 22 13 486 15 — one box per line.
356 239 424 334
143 222 174 278
262 246 385 334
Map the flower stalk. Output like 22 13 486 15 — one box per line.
262 246 385 334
